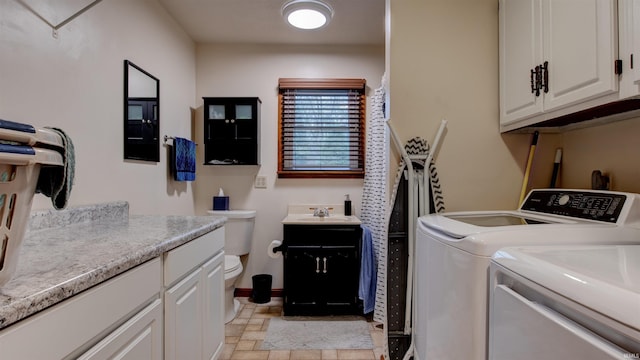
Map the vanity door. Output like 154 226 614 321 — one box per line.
321 245 360 312
284 245 323 314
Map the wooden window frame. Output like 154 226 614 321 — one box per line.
278 78 366 179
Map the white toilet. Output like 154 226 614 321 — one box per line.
210 209 256 323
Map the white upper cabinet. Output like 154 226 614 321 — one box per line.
619 0 640 98
500 0 619 131
542 0 617 111
499 0 543 124
635 1 640 84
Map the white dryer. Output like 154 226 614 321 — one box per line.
415 189 640 360
489 245 640 359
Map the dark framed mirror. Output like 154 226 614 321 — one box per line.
124 60 160 162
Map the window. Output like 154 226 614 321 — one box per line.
278 78 366 178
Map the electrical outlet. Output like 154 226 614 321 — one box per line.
255 175 267 189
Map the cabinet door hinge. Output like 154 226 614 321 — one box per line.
615 59 623 75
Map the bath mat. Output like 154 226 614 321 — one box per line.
261 317 374 350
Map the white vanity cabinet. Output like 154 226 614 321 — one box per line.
77 298 163 360
0 258 163 360
164 227 225 360
0 224 226 360
499 0 618 131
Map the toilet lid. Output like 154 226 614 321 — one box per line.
225 255 241 273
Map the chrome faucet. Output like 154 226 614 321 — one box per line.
313 207 330 217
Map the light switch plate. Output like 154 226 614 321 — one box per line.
255 175 267 188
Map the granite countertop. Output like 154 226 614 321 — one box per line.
0 202 225 330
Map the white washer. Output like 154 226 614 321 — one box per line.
415 189 640 360
489 245 640 359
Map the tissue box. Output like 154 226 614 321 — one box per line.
213 196 229 210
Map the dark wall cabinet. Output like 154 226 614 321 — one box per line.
283 224 362 316
203 97 261 165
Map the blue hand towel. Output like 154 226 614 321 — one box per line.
172 137 196 181
359 225 377 314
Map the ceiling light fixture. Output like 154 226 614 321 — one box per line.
282 0 334 30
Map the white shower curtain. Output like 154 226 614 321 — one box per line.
360 83 388 324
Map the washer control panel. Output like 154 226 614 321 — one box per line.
520 190 627 223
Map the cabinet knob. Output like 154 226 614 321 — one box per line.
230 119 235 123
225 119 229 123
316 257 320 273
323 257 327 274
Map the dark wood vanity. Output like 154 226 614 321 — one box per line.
282 224 362 316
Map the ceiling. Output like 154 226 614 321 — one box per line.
158 0 385 46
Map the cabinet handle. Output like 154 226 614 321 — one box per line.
541 61 549 93
530 66 541 96
316 257 320 273
323 257 327 274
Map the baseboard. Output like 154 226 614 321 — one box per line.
235 288 284 298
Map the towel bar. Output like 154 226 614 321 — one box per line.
163 135 197 146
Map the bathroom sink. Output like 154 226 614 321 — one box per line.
282 214 361 225
281 204 361 225
296 215 353 222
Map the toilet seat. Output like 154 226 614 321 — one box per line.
224 255 242 276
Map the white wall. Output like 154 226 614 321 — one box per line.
0 0 197 215
556 117 640 192
388 0 562 211
195 44 385 289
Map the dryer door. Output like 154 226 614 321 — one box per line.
490 284 627 360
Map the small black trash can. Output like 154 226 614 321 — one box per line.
251 274 272 304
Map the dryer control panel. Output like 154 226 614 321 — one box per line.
520 190 626 223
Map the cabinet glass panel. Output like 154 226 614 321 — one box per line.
128 105 144 120
208 105 226 120
235 105 253 119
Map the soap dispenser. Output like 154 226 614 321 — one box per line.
344 194 352 216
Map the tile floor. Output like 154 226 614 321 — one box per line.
222 298 384 360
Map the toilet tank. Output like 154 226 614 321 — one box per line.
210 210 256 256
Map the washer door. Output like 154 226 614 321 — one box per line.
490 284 627 360
419 211 568 240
